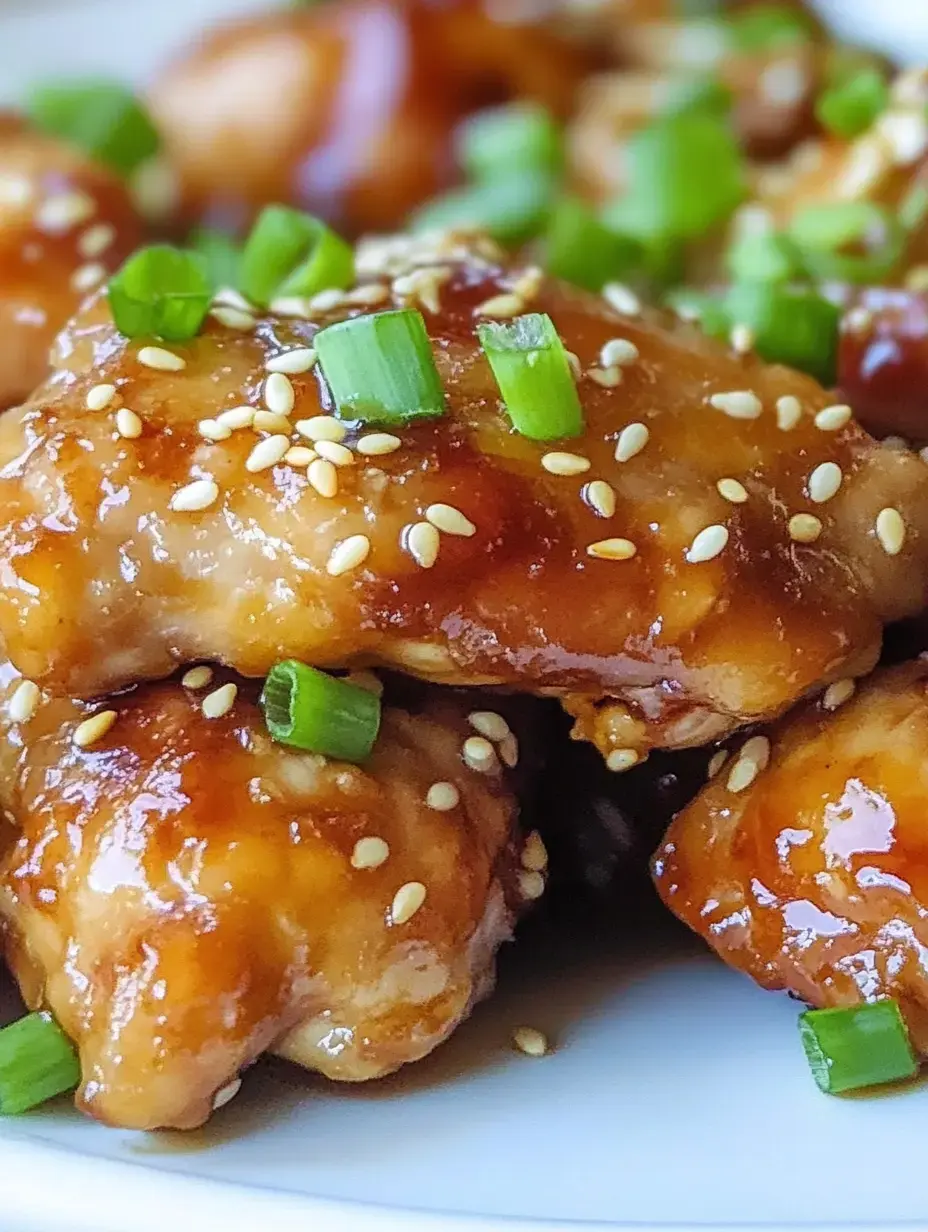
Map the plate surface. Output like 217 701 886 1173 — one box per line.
2 2 928 1230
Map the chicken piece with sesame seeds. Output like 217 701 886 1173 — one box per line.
653 659 928 1057
0 112 143 409
0 664 530 1130
3 236 928 765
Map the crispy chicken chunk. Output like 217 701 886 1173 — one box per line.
0 665 529 1129
653 659 928 1054
3 233 928 763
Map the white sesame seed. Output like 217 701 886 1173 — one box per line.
70 262 106 293
356 433 401 456
85 383 116 411
77 222 115 259
210 305 256 332
181 665 213 690
308 458 338 498
284 446 317 467
584 479 616 519
263 372 296 416
511 266 543 300
170 479 219 512
426 781 460 811
201 682 237 719
391 881 426 924
468 711 511 742
212 1078 241 1111
351 836 390 870
474 292 524 318
498 733 519 767
269 296 313 319
315 440 354 467
131 155 180 222
73 709 117 748
565 350 581 377
878 109 928 165
265 347 317 375
726 735 770 794
252 410 292 434
541 451 590 477
587 365 621 388
606 747 640 772
814 404 853 432
716 478 748 504
776 395 802 431
295 416 347 443
392 266 452 314
709 390 763 420
0 175 31 207
246 434 289 473
807 461 843 504
513 1026 548 1056
707 749 728 779
600 338 639 368
326 534 371 576
521 830 548 872
788 513 823 543
115 408 142 439
843 306 873 337
8 679 40 723
36 190 95 233
198 419 233 442
602 282 641 316
587 538 637 561
213 287 253 313
686 524 729 563
138 345 185 372
406 521 440 569
876 507 906 556
426 503 476 537
823 678 856 711
346 283 389 306
463 735 498 773
216 406 255 430
517 870 545 900
730 323 755 354
310 288 349 312
615 422 650 463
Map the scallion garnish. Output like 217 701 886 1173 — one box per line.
262 660 381 762
788 201 904 284
722 282 840 385
663 74 732 119
315 308 445 424
108 244 212 341
726 3 814 53
189 227 242 290
26 79 160 176
798 1000 919 1095
478 312 583 441
0 1011 80 1115
239 205 354 308
543 198 640 292
456 102 563 182
411 171 555 245
816 67 888 140
725 229 801 284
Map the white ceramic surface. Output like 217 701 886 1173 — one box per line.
3 2 928 1230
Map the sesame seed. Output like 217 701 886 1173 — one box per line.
346 283 389 306
406 521 440 569
606 747 640 772
709 390 763 420
391 881 427 925
498 733 519 767
513 1026 548 1056
181 665 213 690
511 266 543 300
474 292 524 318
426 503 476 537
707 749 728 779
8 679 40 723
876 507 906 556
521 830 548 872
788 513 823 543
170 479 219 512
517 870 545 900
879 109 928 165
213 287 253 313
351 836 390 870
315 440 354 467
269 296 313 319
600 338 639 368
85 383 116 411
77 222 115 259
807 461 843 504
263 372 295 416
326 534 371 576
587 365 621 388
823 678 856 711
131 155 180 222
73 709 117 748
284 446 317 467
309 288 349 312
198 419 233 442
776 395 802 431
245 434 289 473
603 282 641 316
216 406 255 430
308 458 338 498
265 347 317 375
357 433 401 456
295 416 347 443
726 735 770 794
392 266 452 314
0 175 31 207
210 305 256 332
138 345 185 372
730 323 755 354
542 451 590 477
843 306 873 336
212 1078 241 1111
201 682 237 719
615 422 650 462
716 478 748 504
584 479 616 519
252 410 292 434
468 711 511 742
36 190 95 233
115 408 142 439
70 262 106 293
814 404 852 432
426 781 460 811
463 735 498 773
686 524 729 563
587 538 637 561
565 350 581 377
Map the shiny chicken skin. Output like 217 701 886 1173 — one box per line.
147 0 588 236
0 666 530 1129
3 233 928 764
653 660 928 1055
0 113 142 409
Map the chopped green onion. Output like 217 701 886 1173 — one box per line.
543 198 640 292
0 1011 80 1115
899 182 928 234
411 171 555 245
262 660 381 762
108 244 212 342
456 103 562 182
725 229 802 283
788 201 904 283
798 1000 918 1095
239 205 354 308
816 67 888 140
26 79 160 176
663 74 732 119
478 312 583 441
664 288 731 337
722 281 840 384
726 3 815 54
315 308 445 425
189 227 242 290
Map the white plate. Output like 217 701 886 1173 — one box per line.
3 3 928 1230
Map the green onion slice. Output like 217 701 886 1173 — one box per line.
788 201 905 284
315 309 446 425
725 229 802 284
456 102 563 182
478 312 583 441
108 244 212 342
798 1000 918 1095
189 227 242 291
411 171 555 246
726 3 815 54
662 74 732 119
240 205 354 308
0 1011 80 1115
543 197 641 292
816 67 888 140
26 79 160 176
262 660 381 762
722 281 840 385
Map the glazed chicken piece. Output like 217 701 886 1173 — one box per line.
654 659 928 1055
147 0 588 237
4 233 928 765
0 113 142 409
0 664 532 1129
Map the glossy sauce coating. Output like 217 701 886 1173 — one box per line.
654 660 928 1054
838 288 928 442
0 666 527 1129
3 233 928 763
